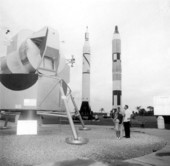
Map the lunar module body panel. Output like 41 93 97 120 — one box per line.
0 27 70 112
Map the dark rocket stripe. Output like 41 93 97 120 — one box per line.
112 53 121 58
83 71 90 74
117 93 121 105
113 90 122 95
117 53 121 60
112 53 121 62
112 90 122 106
83 53 90 66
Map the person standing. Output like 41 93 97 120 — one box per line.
112 107 123 139
123 105 132 138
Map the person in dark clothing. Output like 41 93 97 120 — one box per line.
123 105 132 138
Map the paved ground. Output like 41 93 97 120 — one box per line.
0 120 170 166
33 128 170 166
125 128 170 166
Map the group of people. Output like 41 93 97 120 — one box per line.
110 105 132 139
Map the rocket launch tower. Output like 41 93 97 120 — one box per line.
112 26 122 109
80 27 92 119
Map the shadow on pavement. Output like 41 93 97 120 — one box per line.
156 152 170 157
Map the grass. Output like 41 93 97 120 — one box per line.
78 114 158 128
131 116 157 128
1 112 169 129
42 114 158 128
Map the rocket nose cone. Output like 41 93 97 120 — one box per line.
114 26 119 34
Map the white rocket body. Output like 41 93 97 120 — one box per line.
80 27 91 117
82 28 90 102
112 26 122 109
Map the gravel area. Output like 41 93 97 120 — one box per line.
0 124 166 166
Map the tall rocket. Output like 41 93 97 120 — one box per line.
112 26 121 109
80 27 91 116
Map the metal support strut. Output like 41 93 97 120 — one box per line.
70 94 90 130
60 80 88 145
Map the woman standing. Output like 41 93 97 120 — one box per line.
112 107 123 139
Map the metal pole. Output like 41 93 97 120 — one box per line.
70 94 85 128
4 115 9 128
59 84 78 140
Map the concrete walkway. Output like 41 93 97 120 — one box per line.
125 128 170 166
1 120 170 166
34 128 170 166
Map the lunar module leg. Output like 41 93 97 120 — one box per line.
0 111 19 129
59 80 88 145
1 113 9 129
69 94 90 131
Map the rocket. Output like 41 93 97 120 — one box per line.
80 27 91 118
112 25 121 109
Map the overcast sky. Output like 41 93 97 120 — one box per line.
1 0 170 112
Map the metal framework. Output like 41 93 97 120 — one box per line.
37 78 90 145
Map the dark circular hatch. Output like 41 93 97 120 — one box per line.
0 74 38 91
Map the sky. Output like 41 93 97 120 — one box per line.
0 0 170 112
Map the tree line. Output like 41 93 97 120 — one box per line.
133 106 154 116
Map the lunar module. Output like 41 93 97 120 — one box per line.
0 27 89 144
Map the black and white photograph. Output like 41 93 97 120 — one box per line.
0 0 170 166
